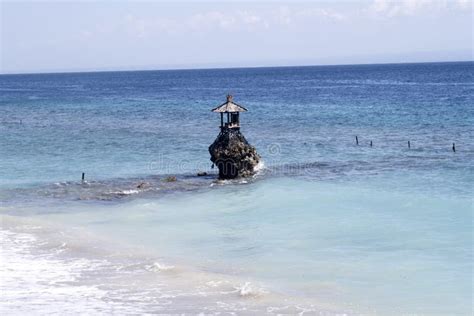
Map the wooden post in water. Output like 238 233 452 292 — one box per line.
408 141 411 149
370 141 373 147
82 172 85 182
452 143 456 152
355 136 359 145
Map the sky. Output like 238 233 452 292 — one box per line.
0 0 472 74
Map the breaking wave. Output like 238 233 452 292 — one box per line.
0 215 348 315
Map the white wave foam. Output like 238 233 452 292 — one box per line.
254 160 266 173
0 229 111 314
206 280 225 287
252 160 266 179
234 282 267 298
110 189 140 196
145 262 175 272
0 215 345 314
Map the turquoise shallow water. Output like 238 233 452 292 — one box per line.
0 62 473 315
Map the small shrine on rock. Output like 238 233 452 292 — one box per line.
208 95 261 179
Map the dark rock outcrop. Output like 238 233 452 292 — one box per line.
209 129 260 179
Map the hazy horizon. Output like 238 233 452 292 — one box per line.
1 0 472 74
0 58 473 76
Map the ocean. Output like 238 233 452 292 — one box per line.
0 62 472 315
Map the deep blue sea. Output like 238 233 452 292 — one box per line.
1 62 473 315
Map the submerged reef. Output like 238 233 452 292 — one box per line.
209 128 261 180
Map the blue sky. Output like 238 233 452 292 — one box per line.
1 0 472 73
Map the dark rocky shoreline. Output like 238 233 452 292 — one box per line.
209 129 261 180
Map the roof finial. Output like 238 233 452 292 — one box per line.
226 94 233 102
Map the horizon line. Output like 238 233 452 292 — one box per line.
1 59 473 76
